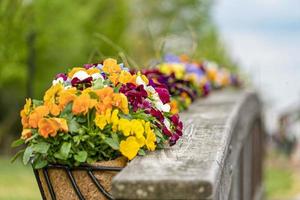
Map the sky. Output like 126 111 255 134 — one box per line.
213 0 300 133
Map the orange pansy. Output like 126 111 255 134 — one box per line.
87 68 100 75
28 106 50 128
58 87 77 110
170 100 179 114
20 98 32 128
21 129 32 140
72 93 96 115
95 87 114 99
102 58 121 74
119 71 136 85
46 103 60 116
53 118 69 133
38 118 60 138
108 73 119 86
112 93 129 114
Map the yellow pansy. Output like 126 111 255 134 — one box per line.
159 63 184 79
111 109 119 131
68 67 86 78
94 109 111 130
145 122 156 151
118 118 131 136
94 109 120 131
22 98 32 115
207 67 217 81
172 64 185 79
44 83 64 116
94 114 107 130
118 70 135 85
86 68 100 75
146 130 156 151
119 136 140 160
136 136 146 147
131 119 144 139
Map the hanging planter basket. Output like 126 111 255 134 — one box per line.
32 157 127 200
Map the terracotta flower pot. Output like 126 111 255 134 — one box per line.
36 157 127 200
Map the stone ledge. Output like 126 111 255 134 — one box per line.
112 89 261 200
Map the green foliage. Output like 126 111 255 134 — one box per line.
1 0 238 153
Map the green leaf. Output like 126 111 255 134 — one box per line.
68 118 80 133
32 99 43 106
155 129 164 139
32 142 50 154
77 116 86 123
74 151 87 162
10 149 25 163
54 152 65 160
104 138 119 150
23 146 33 165
138 149 146 156
34 159 48 169
61 102 73 116
111 133 119 144
11 138 24 147
92 78 104 89
60 142 72 159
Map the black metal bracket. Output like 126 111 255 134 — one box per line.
32 163 123 200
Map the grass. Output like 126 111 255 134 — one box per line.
265 165 293 198
0 157 39 200
264 150 300 199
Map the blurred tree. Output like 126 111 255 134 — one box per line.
0 0 237 153
126 0 236 69
0 0 129 153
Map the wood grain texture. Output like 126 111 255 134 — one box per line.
112 90 261 200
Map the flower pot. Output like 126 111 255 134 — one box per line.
34 157 127 200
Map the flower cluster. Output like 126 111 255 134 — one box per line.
15 58 183 168
141 54 240 113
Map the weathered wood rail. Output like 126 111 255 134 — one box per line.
112 90 264 200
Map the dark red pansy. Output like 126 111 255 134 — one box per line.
55 73 68 81
162 127 172 137
71 77 93 89
148 108 164 123
155 87 170 104
169 134 180 146
120 83 148 111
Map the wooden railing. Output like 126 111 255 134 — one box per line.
112 90 264 200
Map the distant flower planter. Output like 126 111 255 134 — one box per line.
33 157 126 200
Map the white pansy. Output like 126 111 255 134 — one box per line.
136 75 147 86
163 118 171 131
91 73 104 80
64 85 72 89
152 93 161 101
72 70 90 81
205 61 219 70
155 100 170 112
145 86 156 94
52 77 64 85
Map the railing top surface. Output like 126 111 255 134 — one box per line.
112 89 260 200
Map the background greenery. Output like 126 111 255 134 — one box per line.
0 0 237 153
